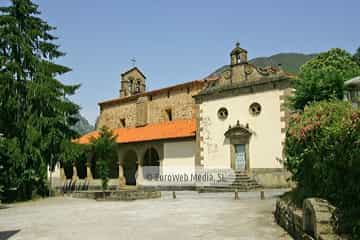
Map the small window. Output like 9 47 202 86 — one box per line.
237 54 241 64
149 95 153 101
167 91 170 98
165 109 172 121
120 118 126 128
187 87 190 94
217 107 228 120
249 102 261 116
128 80 133 92
135 80 140 93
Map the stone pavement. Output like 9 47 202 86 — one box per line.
0 190 292 240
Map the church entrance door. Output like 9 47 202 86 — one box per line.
234 144 246 171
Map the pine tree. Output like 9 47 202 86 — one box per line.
0 0 80 200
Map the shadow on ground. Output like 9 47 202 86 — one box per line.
0 230 21 240
0 205 11 210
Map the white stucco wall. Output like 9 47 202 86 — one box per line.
163 140 195 176
200 89 286 169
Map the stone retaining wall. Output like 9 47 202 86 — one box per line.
71 190 161 201
275 198 347 240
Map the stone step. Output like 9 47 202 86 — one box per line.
198 173 262 193
198 186 262 193
224 177 254 182
231 180 257 184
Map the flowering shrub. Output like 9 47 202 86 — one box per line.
285 100 360 237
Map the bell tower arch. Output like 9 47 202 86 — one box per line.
119 67 146 97
230 42 248 65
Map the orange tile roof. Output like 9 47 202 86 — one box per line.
74 119 196 145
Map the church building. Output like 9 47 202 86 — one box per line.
71 43 294 189
195 43 293 187
76 66 210 186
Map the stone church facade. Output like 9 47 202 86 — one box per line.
75 67 210 186
195 43 293 187
64 43 293 189
96 67 206 129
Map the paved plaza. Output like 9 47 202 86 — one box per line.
0 190 292 240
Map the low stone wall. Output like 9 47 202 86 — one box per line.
275 199 307 239
275 198 347 240
71 190 161 201
250 168 292 188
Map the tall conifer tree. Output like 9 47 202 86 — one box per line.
0 0 80 200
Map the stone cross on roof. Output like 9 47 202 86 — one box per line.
131 58 136 67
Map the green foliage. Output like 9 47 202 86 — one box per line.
90 127 117 191
354 47 360 66
59 140 87 166
290 48 360 110
0 138 21 201
285 100 360 237
0 0 80 201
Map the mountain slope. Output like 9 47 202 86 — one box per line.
71 113 94 135
208 53 316 78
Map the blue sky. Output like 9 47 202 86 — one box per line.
31 0 359 124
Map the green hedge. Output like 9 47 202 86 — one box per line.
285 100 360 237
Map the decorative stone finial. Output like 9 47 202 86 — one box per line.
229 125 232 129
236 42 240 48
236 120 240 126
246 123 249 129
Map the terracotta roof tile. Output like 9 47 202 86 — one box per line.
74 119 196 145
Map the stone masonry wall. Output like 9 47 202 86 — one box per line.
275 198 347 240
147 86 200 123
97 100 137 130
97 83 203 130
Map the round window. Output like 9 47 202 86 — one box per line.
217 107 228 120
249 103 261 116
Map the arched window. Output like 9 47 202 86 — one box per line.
237 54 241 64
135 80 140 93
128 79 133 93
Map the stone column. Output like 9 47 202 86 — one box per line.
118 163 126 187
72 162 79 182
86 162 93 181
137 162 144 185
60 166 66 182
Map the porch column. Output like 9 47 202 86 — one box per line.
60 166 66 182
137 162 144 184
118 162 126 187
86 162 93 181
72 162 79 182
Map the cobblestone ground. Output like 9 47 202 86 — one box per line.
0 190 292 240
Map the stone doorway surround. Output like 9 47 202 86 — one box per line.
224 120 252 174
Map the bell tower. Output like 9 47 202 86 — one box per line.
230 42 248 65
119 67 146 97
229 42 250 84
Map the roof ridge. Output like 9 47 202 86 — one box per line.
74 119 196 145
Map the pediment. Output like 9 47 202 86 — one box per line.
224 122 252 139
